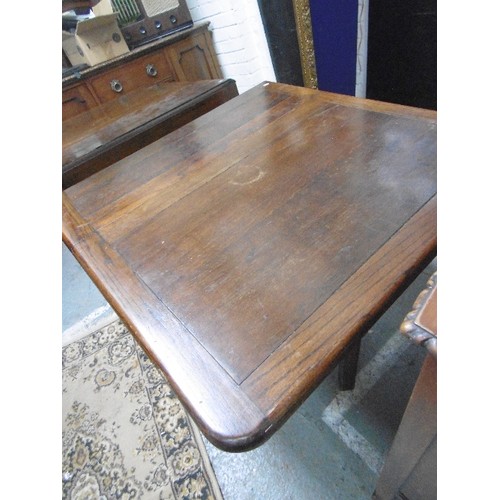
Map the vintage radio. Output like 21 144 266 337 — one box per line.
111 0 193 48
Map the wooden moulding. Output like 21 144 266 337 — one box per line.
292 0 317 89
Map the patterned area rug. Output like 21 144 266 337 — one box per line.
62 318 223 499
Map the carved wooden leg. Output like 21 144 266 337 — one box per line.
338 336 361 391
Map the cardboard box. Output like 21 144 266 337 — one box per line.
91 0 114 17
62 12 129 67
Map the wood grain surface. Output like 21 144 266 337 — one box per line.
63 82 437 451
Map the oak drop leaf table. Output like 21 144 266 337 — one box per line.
63 82 437 452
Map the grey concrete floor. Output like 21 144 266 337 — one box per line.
63 242 436 499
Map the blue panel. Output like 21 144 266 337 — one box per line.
309 0 358 95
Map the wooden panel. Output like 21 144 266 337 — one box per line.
62 83 99 121
88 50 174 103
111 105 435 383
416 285 437 335
167 32 222 80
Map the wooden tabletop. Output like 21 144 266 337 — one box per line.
63 82 437 451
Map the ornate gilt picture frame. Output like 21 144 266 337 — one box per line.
292 0 317 88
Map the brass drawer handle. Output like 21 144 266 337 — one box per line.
110 79 123 93
146 64 158 77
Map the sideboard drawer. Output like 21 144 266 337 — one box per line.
89 51 174 103
62 23 223 119
62 84 99 121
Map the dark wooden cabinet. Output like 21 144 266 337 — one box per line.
62 22 222 121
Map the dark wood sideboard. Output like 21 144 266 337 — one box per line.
62 21 222 121
62 79 238 188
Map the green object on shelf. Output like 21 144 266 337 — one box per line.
111 0 142 25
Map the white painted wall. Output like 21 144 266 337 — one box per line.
185 0 276 94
